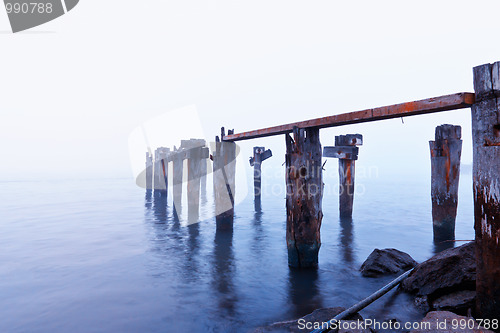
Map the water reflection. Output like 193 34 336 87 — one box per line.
339 217 355 264
252 204 266 255
145 190 153 209
433 239 455 254
152 192 168 223
254 197 262 212
212 229 237 316
288 269 323 319
181 222 201 283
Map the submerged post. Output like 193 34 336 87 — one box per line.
213 128 236 229
249 146 272 208
472 62 500 320
324 134 362 217
285 127 323 268
429 125 462 242
145 152 153 191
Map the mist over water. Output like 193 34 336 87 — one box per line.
0 171 474 332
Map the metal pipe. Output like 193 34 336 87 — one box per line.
310 268 414 333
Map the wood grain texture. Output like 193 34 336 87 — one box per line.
285 127 323 268
429 124 462 242
472 62 500 320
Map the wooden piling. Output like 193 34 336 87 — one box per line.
324 134 362 217
249 146 272 208
182 139 209 221
472 62 500 320
172 147 184 216
285 127 323 268
153 149 161 192
200 156 207 195
154 148 170 195
429 124 462 242
146 152 153 190
213 128 236 229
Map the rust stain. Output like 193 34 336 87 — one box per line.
444 145 451 192
224 93 475 141
345 161 352 186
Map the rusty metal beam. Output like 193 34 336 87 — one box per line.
222 93 475 142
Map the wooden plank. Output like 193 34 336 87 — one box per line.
223 93 475 142
335 134 363 146
323 146 359 160
261 149 272 161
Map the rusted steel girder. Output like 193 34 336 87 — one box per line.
223 93 474 142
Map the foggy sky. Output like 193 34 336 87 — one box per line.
1 0 498 181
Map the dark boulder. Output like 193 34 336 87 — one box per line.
400 242 475 298
431 290 476 316
360 248 418 277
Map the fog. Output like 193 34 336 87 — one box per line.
1 0 498 181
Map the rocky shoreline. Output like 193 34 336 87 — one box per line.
255 242 495 333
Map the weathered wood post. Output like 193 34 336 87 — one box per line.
429 124 462 242
285 127 323 268
182 139 209 222
213 128 236 229
153 148 170 196
145 152 153 191
472 62 500 320
200 155 208 196
324 134 362 217
172 146 186 216
153 149 161 193
249 146 272 209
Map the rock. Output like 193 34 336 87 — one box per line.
414 295 430 312
431 290 476 316
360 248 418 277
400 242 475 298
410 311 494 332
254 307 364 333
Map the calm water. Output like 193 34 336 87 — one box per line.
0 172 475 332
